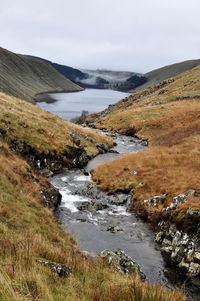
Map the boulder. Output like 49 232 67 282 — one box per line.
107 226 123 233
99 249 145 280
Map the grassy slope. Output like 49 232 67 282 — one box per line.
0 92 114 160
90 66 200 232
0 47 82 103
0 92 185 300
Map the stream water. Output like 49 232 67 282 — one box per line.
51 133 176 289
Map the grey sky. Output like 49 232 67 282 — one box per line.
0 0 200 73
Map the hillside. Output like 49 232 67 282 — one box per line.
129 59 200 92
0 91 186 300
85 66 200 285
0 47 82 103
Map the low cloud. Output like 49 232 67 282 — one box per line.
1 0 200 72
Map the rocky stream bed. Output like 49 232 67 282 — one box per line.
49 131 199 300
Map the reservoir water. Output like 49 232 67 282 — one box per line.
37 89 129 121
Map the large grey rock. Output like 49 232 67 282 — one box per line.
99 249 145 280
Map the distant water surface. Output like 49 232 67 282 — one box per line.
37 89 129 120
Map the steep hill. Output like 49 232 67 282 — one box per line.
130 59 200 92
0 47 82 103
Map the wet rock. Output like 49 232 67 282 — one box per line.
155 231 164 243
36 259 72 278
40 184 62 209
194 252 200 264
144 194 166 208
94 201 109 211
107 226 123 233
75 183 132 208
40 168 54 177
110 194 131 206
77 200 109 212
99 249 145 280
77 201 95 212
188 263 200 276
75 151 91 167
178 259 190 271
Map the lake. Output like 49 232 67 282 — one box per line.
37 89 129 121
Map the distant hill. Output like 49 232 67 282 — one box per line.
130 59 200 92
0 47 82 103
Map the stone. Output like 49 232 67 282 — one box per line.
194 252 200 264
171 247 184 264
144 194 166 208
178 259 190 271
94 201 109 211
187 208 200 216
188 263 200 276
77 201 95 212
172 231 182 246
155 232 164 243
129 171 137 175
162 238 172 247
186 248 195 262
161 246 173 254
36 259 72 278
99 249 145 280
41 168 54 177
107 226 123 233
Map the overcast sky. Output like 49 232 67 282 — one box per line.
0 0 200 73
